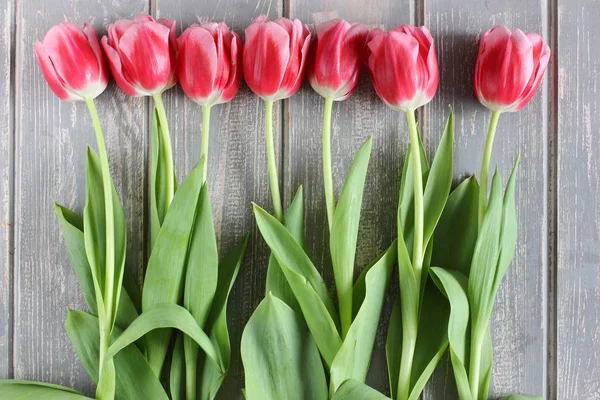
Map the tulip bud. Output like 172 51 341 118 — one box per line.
307 19 368 101
101 14 177 97
35 22 108 101
366 25 439 112
474 26 550 112
243 15 311 101
177 22 242 107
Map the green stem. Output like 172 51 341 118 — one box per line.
201 105 211 183
265 99 283 221
396 332 417 400
85 98 116 400
185 351 197 400
469 328 485 400
153 93 175 211
396 109 424 400
406 109 424 285
478 110 500 230
322 97 335 232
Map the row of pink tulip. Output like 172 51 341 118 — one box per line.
35 14 550 114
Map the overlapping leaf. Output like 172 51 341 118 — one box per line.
83 148 127 330
330 137 373 335
265 187 305 313
142 160 205 375
330 242 396 392
0 381 91 399
199 234 249 400
65 309 168 400
241 294 328 400
253 204 342 367
332 380 391 400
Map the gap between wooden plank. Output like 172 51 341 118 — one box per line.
547 0 559 397
8 0 18 380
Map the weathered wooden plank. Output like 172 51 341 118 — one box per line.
285 0 416 395
0 0 13 380
154 1 282 398
557 0 600 398
14 2 149 394
424 0 549 398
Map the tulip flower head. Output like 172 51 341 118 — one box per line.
101 14 177 97
177 22 242 107
474 26 550 112
366 25 439 112
307 19 368 101
243 15 311 101
35 22 108 101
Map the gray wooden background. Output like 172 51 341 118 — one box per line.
0 0 597 398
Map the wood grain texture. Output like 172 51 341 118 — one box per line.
285 0 417 395
0 0 13 380
14 1 149 395
557 0 600 398
424 0 549 398
154 1 282 398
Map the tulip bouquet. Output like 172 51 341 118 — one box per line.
240 17 398 399
0 9 551 400
2 15 248 400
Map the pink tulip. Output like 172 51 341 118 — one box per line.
243 15 311 101
101 14 177 97
307 19 368 101
366 25 438 111
35 22 108 101
177 22 242 106
474 26 550 112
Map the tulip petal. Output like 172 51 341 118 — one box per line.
516 37 550 110
43 22 100 94
83 23 108 98
118 21 172 94
284 22 311 98
178 26 218 104
101 36 140 96
34 40 75 101
243 20 290 98
157 18 178 88
220 32 242 104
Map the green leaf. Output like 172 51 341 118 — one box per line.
150 107 178 250
490 155 520 304
170 333 185 400
265 187 305 313
106 303 222 372
479 328 493 400
253 204 342 367
422 110 454 249
500 395 543 400
407 280 450 400
330 137 372 334
122 268 142 314
183 183 219 393
468 169 504 331
83 148 127 330
199 233 249 400
55 204 97 316
398 129 429 254
430 267 472 400
55 204 139 330
65 309 168 400
332 379 391 400
241 294 328 400
142 160 205 375
330 242 396 392
0 381 90 399
431 177 479 276
385 298 401 399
